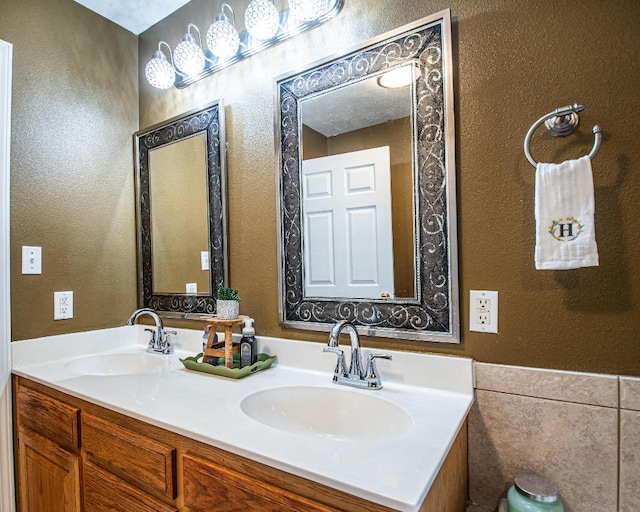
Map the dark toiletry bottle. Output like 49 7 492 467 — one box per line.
240 318 256 368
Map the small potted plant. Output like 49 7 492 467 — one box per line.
216 284 241 320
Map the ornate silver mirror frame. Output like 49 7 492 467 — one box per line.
275 9 459 342
134 100 228 317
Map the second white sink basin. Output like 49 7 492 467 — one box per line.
240 385 413 441
64 353 166 376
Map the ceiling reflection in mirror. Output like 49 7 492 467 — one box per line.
135 100 228 316
276 10 459 342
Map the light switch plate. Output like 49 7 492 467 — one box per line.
22 246 42 274
469 290 498 333
201 251 209 271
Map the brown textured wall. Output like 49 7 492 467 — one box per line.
301 125 328 160
7 0 634 374
139 0 640 377
4 0 139 339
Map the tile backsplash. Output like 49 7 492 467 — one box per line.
468 364 639 512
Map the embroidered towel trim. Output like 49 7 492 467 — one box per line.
535 155 599 270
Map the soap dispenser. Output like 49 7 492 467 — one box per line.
240 318 256 368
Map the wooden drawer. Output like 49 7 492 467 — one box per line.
17 383 80 451
182 453 335 512
83 460 178 512
82 413 176 501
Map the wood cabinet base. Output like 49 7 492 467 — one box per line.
13 376 467 512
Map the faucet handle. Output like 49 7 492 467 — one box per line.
365 353 392 389
323 346 346 378
143 328 156 348
161 329 177 354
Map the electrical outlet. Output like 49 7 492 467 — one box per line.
476 298 490 324
469 290 498 333
22 246 42 274
476 312 490 324
54 291 73 320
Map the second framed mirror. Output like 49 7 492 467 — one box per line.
134 100 228 317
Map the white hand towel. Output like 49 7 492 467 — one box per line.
535 155 599 270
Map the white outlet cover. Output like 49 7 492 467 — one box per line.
469 290 498 334
54 291 73 320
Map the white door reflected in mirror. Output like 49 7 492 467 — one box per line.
302 146 394 299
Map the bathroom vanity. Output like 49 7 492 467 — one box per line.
11 326 473 512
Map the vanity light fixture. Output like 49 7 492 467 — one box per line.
173 24 206 76
377 63 416 89
143 0 345 89
289 0 327 22
244 0 280 40
206 3 241 59
144 42 176 89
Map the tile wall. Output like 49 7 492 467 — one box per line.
466 363 640 512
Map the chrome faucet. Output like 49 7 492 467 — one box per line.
127 308 176 354
324 320 392 390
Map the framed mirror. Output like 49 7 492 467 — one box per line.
134 100 228 317
275 9 459 342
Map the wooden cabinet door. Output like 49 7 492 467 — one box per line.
17 428 81 512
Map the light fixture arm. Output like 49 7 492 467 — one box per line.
216 3 237 27
156 41 174 63
187 23 203 48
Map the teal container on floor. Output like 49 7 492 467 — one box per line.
507 474 564 512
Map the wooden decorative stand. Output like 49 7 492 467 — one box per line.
204 315 248 368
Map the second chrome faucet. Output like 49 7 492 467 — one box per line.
127 308 176 354
324 320 392 390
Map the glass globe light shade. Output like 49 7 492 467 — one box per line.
206 14 240 59
174 34 205 76
289 0 326 22
144 50 175 89
244 0 280 40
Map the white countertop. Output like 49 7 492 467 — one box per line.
12 326 473 512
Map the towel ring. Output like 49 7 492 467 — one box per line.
524 103 603 167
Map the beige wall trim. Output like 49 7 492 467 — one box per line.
474 361 619 408
0 38 15 512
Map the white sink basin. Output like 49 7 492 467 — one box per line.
64 353 166 376
240 386 413 441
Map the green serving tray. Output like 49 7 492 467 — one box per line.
179 352 276 379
